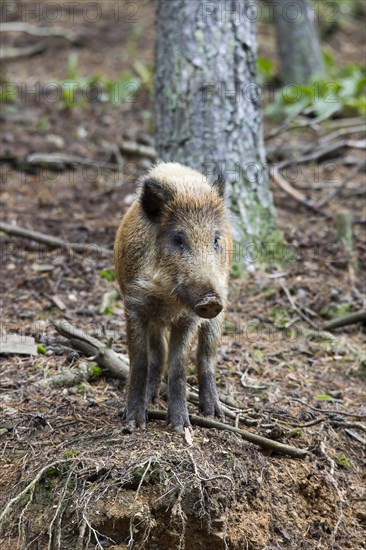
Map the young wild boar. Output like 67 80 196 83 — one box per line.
114 162 232 433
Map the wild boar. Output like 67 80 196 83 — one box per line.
114 162 232 433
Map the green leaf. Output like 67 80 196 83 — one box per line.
37 344 46 354
315 394 333 400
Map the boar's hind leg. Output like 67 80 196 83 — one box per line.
147 324 167 403
125 315 149 430
197 318 223 418
167 320 196 433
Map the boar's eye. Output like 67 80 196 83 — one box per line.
171 232 185 251
214 233 220 252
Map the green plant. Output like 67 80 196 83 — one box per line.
320 303 352 320
88 362 102 378
100 268 116 281
0 83 18 103
265 53 366 119
133 61 154 95
132 458 162 485
61 449 79 459
257 57 275 85
333 453 351 469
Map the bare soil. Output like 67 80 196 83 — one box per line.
1 2 365 549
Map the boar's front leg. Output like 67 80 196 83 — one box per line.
147 324 167 403
167 319 196 433
124 313 149 430
197 317 224 418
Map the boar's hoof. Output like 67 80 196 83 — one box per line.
167 407 191 433
122 406 147 432
199 400 224 419
194 296 223 319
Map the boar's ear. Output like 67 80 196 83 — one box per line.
141 178 174 222
212 170 226 200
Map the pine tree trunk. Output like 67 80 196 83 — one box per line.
273 0 325 85
155 0 276 262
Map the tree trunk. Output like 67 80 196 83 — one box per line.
155 0 276 264
273 0 325 85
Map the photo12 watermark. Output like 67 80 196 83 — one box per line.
1 2 140 24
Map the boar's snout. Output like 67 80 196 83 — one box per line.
194 295 223 319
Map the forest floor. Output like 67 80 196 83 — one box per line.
0 2 365 549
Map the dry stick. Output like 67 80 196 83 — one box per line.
272 139 362 216
278 279 318 328
272 166 329 217
53 321 306 458
277 138 351 170
319 124 366 145
324 309 366 330
147 410 307 459
318 160 366 208
291 398 366 418
0 222 113 257
326 117 365 129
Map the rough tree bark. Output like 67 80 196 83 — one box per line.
272 0 325 85
155 0 276 262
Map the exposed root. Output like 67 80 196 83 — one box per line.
0 459 71 527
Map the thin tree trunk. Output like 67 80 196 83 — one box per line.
273 0 325 85
155 0 276 262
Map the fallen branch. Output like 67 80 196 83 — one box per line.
0 222 112 256
324 310 366 330
119 140 157 160
53 320 129 381
0 22 78 42
147 410 307 458
26 152 118 170
1 42 48 60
